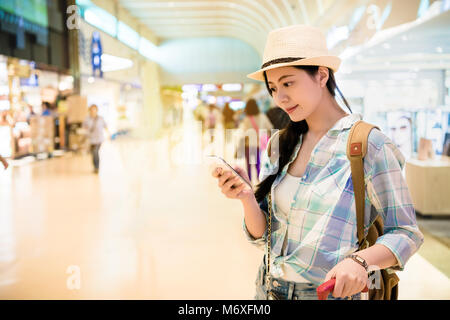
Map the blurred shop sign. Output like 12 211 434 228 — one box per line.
7 58 31 78
20 73 39 87
91 31 102 77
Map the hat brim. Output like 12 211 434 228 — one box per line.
247 56 341 81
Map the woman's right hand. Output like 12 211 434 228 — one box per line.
211 166 254 200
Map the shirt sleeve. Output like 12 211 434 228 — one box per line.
366 138 424 271
242 195 269 251
242 130 282 250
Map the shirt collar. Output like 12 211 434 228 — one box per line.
262 113 363 184
328 113 363 133
279 113 363 180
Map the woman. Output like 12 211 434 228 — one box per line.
211 25 423 300
237 99 273 182
222 102 236 130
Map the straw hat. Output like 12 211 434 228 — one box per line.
247 24 341 81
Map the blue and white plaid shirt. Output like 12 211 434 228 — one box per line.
243 113 424 285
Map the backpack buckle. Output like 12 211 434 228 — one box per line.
359 239 370 250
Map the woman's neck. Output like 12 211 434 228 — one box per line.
304 94 348 139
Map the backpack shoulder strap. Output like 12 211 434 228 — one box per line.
346 120 380 249
249 115 259 131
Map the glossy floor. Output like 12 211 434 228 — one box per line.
0 136 449 299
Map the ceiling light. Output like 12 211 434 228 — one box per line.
222 83 242 91
202 84 217 92
101 54 133 72
182 84 201 92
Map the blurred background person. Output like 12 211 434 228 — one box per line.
237 98 273 182
83 104 109 174
26 104 36 124
205 104 221 143
222 102 236 130
205 104 220 130
41 102 53 117
0 154 8 170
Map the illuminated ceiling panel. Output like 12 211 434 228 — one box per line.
118 0 349 54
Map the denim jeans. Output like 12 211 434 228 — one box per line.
254 259 362 300
90 144 101 170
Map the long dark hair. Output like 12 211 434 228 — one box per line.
244 98 260 116
222 102 235 122
254 66 352 203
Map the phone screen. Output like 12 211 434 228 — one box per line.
207 155 252 189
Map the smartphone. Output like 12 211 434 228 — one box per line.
207 155 253 190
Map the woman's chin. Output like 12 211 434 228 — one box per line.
289 113 305 122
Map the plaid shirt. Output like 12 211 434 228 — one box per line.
243 113 424 285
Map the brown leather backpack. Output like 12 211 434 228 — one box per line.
346 120 400 300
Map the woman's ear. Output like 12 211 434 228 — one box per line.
317 66 329 88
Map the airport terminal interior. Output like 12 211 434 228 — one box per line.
0 0 450 299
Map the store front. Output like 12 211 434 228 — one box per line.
74 19 146 147
0 55 74 159
0 0 73 160
337 7 450 216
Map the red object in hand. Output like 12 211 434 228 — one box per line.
316 279 369 300
317 279 336 300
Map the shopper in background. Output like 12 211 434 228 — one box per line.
212 24 423 300
205 104 221 143
237 98 273 182
205 104 220 130
222 102 236 130
26 104 36 124
0 155 8 170
83 104 109 174
41 102 52 116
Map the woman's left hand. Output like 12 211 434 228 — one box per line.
324 258 368 298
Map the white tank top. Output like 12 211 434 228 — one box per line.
273 172 309 283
